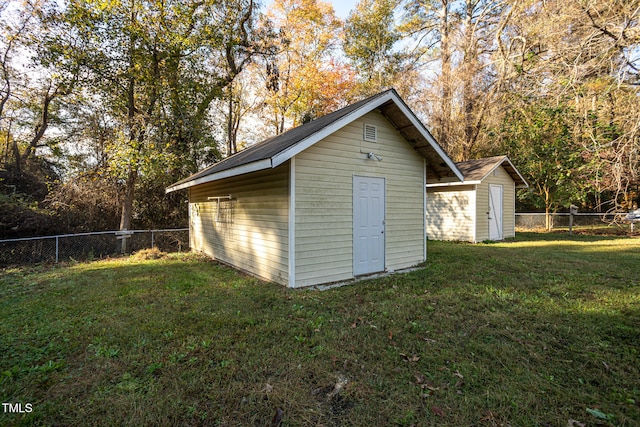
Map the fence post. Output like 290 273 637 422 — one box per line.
151 231 155 249
569 205 578 235
55 236 59 263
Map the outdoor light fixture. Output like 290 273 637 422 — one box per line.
367 152 383 161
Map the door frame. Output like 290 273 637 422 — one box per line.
353 175 386 276
488 184 503 240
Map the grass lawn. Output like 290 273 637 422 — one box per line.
1 233 639 426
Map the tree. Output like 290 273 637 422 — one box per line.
42 0 261 232
259 0 352 134
400 0 456 151
344 0 405 95
498 102 587 228
398 0 507 160
492 0 640 211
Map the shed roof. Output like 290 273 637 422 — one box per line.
427 156 528 188
166 89 462 193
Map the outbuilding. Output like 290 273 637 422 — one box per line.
166 89 462 287
426 156 528 243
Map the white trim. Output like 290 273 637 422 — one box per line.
390 97 464 183
512 181 516 237
489 184 504 240
423 158 427 261
271 91 462 181
472 184 478 243
165 159 273 193
271 92 396 168
353 175 386 276
288 157 296 288
501 157 529 188
168 90 463 192
426 157 528 189
426 180 482 188
480 158 528 188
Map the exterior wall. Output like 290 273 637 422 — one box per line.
475 166 516 241
293 110 426 288
188 163 289 285
426 186 476 242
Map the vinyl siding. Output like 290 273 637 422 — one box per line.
188 163 289 285
475 166 516 241
426 186 476 242
293 111 425 288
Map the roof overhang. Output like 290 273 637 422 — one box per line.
426 180 482 188
499 157 529 188
426 156 528 189
165 159 272 193
166 89 463 193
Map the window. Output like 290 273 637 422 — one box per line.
207 196 234 223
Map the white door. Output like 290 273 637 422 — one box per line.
488 184 503 240
353 176 385 276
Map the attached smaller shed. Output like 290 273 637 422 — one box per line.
426 156 528 243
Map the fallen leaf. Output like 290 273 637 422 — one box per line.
262 383 274 393
480 411 496 422
400 353 420 363
351 317 362 328
586 407 612 420
270 407 284 427
414 373 426 384
454 370 464 379
388 330 394 341
567 419 585 427
431 405 445 417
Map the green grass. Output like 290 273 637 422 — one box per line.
1 233 639 426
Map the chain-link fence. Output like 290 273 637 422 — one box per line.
516 213 634 231
0 229 189 267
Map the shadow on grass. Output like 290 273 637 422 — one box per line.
1 235 639 426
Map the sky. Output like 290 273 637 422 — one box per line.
262 0 360 19
327 0 359 18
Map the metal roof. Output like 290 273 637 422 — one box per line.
166 89 462 193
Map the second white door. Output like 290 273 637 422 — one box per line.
489 184 503 240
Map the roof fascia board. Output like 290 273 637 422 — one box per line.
478 157 529 188
426 180 481 188
391 96 464 182
504 157 529 188
165 158 273 193
271 92 396 168
476 159 505 183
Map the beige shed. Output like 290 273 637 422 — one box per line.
426 156 528 243
166 89 462 287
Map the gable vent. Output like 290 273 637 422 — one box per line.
363 123 377 142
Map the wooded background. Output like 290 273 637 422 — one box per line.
1 0 638 238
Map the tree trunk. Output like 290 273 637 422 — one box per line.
544 188 552 231
119 167 137 253
438 0 452 153
461 0 475 161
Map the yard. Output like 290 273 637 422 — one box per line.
1 233 638 426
